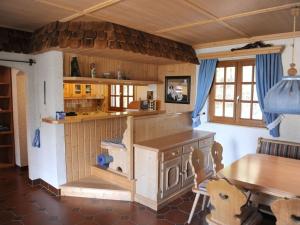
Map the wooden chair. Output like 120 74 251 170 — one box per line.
187 142 224 224
271 198 300 225
206 179 262 225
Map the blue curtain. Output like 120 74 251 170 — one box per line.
256 53 283 137
192 59 218 128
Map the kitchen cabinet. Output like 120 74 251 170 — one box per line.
64 83 101 99
134 130 215 211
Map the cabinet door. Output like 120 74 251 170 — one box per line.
160 157 182 199
63 84 70 98
181 152 194 188
72 84 82 97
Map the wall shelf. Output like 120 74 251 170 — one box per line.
64 76 162 86
0 131 13 135
0 144 13 148
64 96 104 100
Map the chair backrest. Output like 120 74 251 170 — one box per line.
191 141 224 188
257 137 300 160
211 142 224 175
207 179 247 225
271 198 300 225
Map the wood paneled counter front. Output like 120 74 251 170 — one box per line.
134 130 215 210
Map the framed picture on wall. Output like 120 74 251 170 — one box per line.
165 76 191 104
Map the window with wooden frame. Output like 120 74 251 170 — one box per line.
109 84 134 111
209 59 264 127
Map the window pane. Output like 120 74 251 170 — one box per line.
111 97 115 107
111 85 115 95
242 66 253 82
216 67 224 82
225 102 234 118
215 101 223 117
215 85 224 100
241 103 251 119
116 96 120 107
116 85 120 95
253 84 258 101
128 97 133 104
254 66 256 82
123 85 128 96
242 84 252 100
226 67 235 82
252 103 262 120
128 85 134 96
123 97 128 108
225 85 235 100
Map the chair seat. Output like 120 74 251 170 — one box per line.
198 179 209 191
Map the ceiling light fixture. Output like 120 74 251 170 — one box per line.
264 7 300 114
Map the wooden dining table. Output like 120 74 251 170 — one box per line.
218 154 300 198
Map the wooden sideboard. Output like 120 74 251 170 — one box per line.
134 130 215 210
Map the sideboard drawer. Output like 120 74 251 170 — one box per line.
199 137 214 148
162 147 182 162
183 141 198 154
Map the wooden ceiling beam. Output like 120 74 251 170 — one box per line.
156 2 300 34
60 0 123 22
193 31 300 49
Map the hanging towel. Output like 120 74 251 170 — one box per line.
32 128 40 148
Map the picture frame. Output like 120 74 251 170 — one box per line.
165 76 191 104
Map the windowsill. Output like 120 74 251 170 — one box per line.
203 120 267 129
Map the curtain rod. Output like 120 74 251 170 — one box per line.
0 58 36 66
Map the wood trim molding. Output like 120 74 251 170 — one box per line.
155 2 300 34
197 46 284 59
194 31 300 49
60 0 123 22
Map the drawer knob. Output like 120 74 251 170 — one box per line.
172 152 177 156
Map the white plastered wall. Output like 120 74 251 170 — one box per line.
0 51 66 188
194 37 300 166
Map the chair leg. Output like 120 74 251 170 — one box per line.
206 198 210 209
188 192 201 224
202 195 207 211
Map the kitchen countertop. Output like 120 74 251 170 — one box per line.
134 130 215 152
42 110 166 124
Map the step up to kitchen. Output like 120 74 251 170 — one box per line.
60 175 132 201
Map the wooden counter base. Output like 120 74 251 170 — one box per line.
134 130 215 211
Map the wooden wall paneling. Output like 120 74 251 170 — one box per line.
64 124 73 181
64 117 128 182
71 123 79 181
133 112 192 143
157 63 196 113
83 121 91 176
63 53 159 82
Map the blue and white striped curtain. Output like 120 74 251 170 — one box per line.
192 59 218 128
256 53 283 137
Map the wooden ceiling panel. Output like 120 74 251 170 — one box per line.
90 0 211 32
189 0 300 17
71 15 103 22
226 9 300 37
0 0 74 31
39 0 108 11
161 22 240 45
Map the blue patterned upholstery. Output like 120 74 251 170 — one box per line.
257 138 300 160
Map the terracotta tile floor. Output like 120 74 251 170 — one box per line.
0 168 276 225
